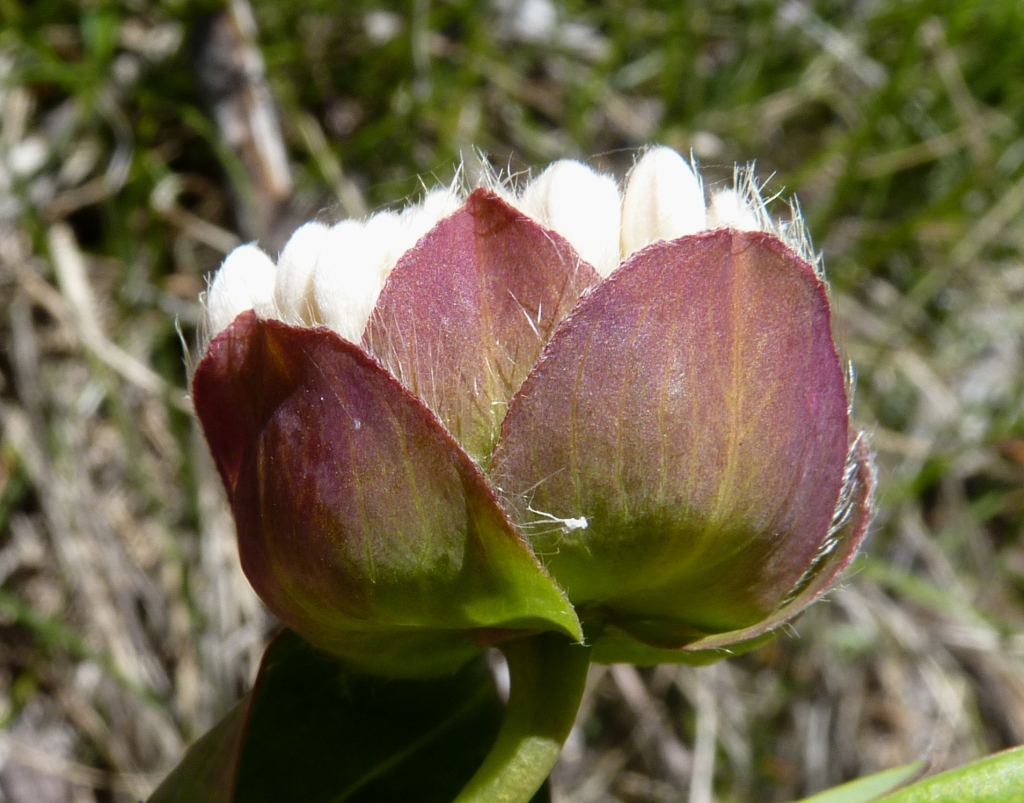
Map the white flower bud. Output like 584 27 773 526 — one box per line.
274 222 331 324
518 160 622 277
621 147 706 257
206 244 277 338
360 211 403 283
708 188 761 231
312 220 390 343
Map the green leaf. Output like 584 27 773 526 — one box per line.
791 760 925 803
875 747 1024 803
148 629 507 803
147 701 248 803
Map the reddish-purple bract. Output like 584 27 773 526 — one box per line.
492 230 856 641
192 313 580 676
364 189 601 465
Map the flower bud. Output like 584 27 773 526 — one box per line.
517 160 622 276
205 243 277 338
274 221 331 325
195 149 872 672
621 146 706 257
311 220 389 343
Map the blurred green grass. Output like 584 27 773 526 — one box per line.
1 1 1024 801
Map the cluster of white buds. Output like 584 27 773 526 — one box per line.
204 146 811 345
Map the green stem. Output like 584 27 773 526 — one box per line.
453 632 592 803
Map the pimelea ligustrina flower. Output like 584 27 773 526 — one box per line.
192 146 873 676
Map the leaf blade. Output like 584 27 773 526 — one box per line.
790 761 926 803
148 629 509 803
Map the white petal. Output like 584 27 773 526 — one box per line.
274 222 331 324
352 210 400 282
621 147 706 257
206 244 276 338
518 160 622 277
708 189 761 231
313 220 390 342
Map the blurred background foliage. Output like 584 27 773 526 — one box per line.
1 1 1024 801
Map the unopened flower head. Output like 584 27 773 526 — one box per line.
194 146 873 674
